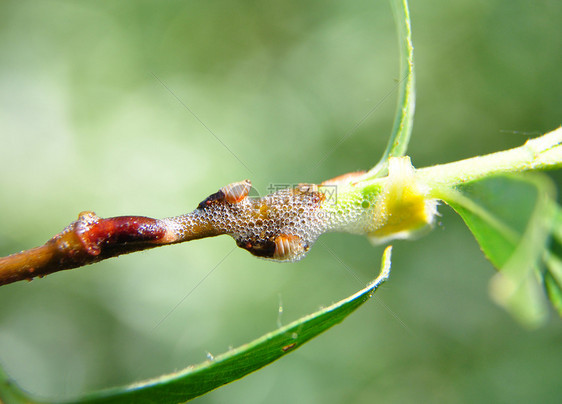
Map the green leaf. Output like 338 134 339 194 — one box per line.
2 249 392 404
544 269 562 316
442 174 559 327
367 0 415 178
543 206 562 316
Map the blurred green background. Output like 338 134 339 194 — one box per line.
1 0 561 403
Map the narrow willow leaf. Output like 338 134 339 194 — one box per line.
443 175 556 326
543 205 562 316
544 262 562 316
367 0 415 178
3 249 391 404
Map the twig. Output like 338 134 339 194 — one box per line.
2 128 561 287
0 180 328 285
0 211 217 286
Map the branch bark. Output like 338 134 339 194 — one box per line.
0 211 214 286
0 179 328 286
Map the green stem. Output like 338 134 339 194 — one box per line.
355 127 562 200
334 128 561 242
416 127 562 195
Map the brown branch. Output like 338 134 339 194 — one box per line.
0 211 219 286
0 179 330 286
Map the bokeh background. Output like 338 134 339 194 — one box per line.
1 0 561 403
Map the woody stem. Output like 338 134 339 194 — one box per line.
0 211 220 286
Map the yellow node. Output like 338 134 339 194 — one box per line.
369 157 437 244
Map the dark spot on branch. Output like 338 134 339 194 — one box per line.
197 190 226 210
76 214 167 256
236 238 276 258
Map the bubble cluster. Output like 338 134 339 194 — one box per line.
165 183 334 262
161 176 421 262
321 192 380 235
